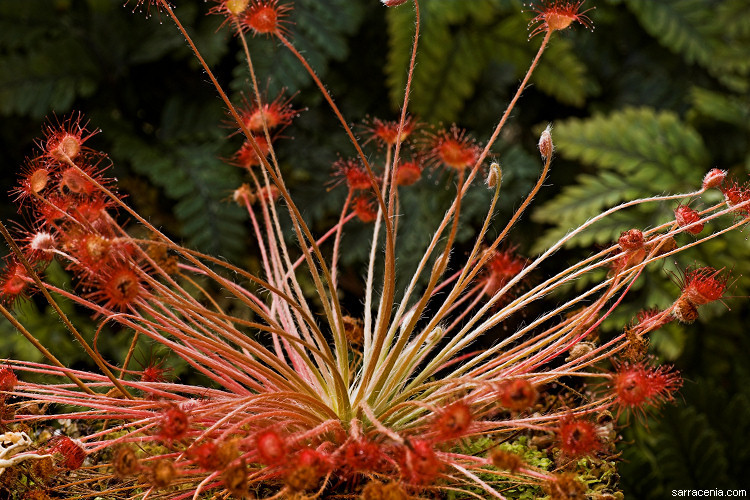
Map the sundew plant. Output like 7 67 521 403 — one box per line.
0 0 748 499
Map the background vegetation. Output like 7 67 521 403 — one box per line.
1 0 749 496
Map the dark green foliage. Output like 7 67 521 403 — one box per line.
622 305 750 495
532 108 710 253
0 261 124 372
690 87 750 130
622 376 750 497
231 0 366 96
1 0 749 495
0 3 97 117
625 0 750 92
386 0 588 123
111 98 248 259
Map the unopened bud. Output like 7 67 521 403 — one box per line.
702 168 726 190
233 183 255 206
225 0 249 15
538 125 553 159
381 0 409 6
618 229 644 251
486 162 502 189
674 205 704 235
672 297 698 324
425 326 443 345
565 341 595 362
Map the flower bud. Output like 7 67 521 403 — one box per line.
225 0 249 15
487 162 502 189
381 0 409 6
618 229 644 251
672 297 698 324
233 183 255 206
674 205 704 235
538 125 553 159
702 168 726 190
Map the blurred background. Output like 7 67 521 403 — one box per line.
1 0 749 496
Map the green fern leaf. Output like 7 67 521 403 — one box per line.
487 15 589 107
232 0 365 95
689 87 750 129
532 37 588 106
656 406 730 488
550 108 709 177
0 40 98 118
626 0 716 67
531 172 641 253
387 2 587 120
714 0 750 38
0 2 60 50
531 108 709 253
386 1 501 121
626 0 750 91
712 0 750 81
111 99 248 261
724 392 750 476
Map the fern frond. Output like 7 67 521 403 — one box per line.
386 1 501 121
689 87 750 129
233 0 365 94
111 100 248 261
626 0 750 91
0 41 97 118
531 108 709 254
657 406 730 488
531 37 588 106
531 172 640 252
626 0 716 67
387 3 588 121
713 0 750 39
550 108 709 177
